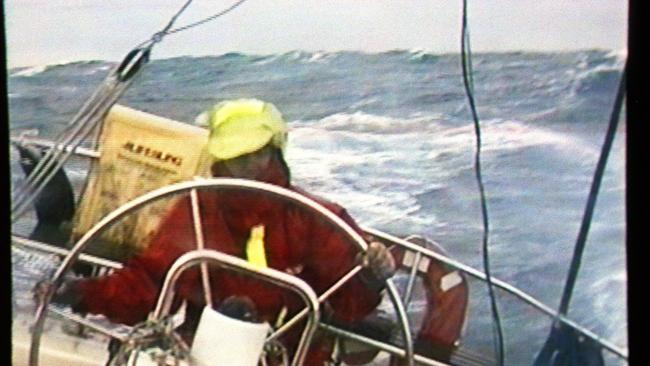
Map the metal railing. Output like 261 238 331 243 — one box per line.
150 249 320 366
363 228 629 361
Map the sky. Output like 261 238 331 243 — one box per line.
4 0 628 68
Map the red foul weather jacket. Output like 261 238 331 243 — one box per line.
72 162 382 364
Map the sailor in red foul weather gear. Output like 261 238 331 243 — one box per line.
47 99 396 365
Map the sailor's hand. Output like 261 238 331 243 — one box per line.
357 241 396 289
32 279 53 306
33 279 82 308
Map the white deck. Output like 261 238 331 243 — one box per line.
12 317 110 366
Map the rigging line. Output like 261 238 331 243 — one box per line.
12 47 151 217
13 0 196 208
460 1 505 365
11 80 134 221
16 0 246 204
159 0 194 35
134 0 251 49
11 77 125 215
11 70 130 207
15 0 243 199
13 11 172 210
137 0 194 48
557 62 627 316
11 47 148 207
165 0 251 36
11 72 120 201
13 0 249 221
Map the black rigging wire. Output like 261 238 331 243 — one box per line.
533 61 627 366
165 0 250 36
135 0 251 49
558 63 627 316
459 1 505 365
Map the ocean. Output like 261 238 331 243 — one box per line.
9 49 627 365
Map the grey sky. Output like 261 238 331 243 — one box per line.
4 0 628 68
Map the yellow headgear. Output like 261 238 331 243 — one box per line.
197 99 287 161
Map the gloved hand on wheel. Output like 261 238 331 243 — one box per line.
356 241 396 290
33 278 82 309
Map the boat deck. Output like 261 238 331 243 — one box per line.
12 315 110 366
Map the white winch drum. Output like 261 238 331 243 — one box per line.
190 306 271 366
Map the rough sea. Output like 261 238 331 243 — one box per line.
9 49 627 365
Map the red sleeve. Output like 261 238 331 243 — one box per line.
73 198 195 325
305 205 382 324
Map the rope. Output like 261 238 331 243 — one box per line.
161 0 251 37
133 0 252 49
459 1 505 365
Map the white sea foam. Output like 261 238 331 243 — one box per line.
287 112 463 231
283 50 308 61
287 110 616 240
606 48 628 65
576 61 623 82
431 118 600 160
9 59 109 78
591 270 627 291
287 127 422 229
11 65 48 77
301 111 443 135
292 111 601 177
81 63 112 75
407 48 426 57
347 97 381 110
588 270 628 342
305 51 329 63
252 54 281 65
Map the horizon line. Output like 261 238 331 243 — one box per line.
7 47 627 70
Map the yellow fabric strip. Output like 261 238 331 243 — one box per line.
246 224 267 268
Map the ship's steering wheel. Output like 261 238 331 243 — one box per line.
29 178 414 366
